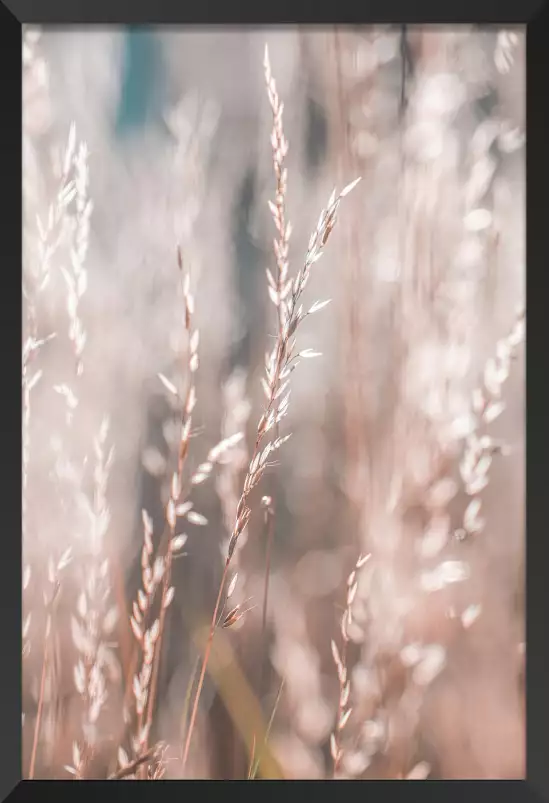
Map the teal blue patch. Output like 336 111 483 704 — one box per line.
115 28 165 137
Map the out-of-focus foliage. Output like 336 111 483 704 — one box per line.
22 26 525 780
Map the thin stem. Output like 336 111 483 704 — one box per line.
180 655 201 746
250 677 285 780
180 292 285 771
260 501 275 693
247 736 257 780
261 507 275 636
28 613 50 780
182 559 231 772
332 28 371 507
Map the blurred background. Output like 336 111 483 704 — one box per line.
22 25 525 780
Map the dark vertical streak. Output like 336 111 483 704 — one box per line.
399 25 414 120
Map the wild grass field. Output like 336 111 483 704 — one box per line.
22 25 525 780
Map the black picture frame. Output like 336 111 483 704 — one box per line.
3 1 547 800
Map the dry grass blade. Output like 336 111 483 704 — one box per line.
247 735 257 780
260 45 291 687
109 746 159 780
181 46 359 773
139 249 198 760
249 678 285 780
456 306 525 541
330 553 370 776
